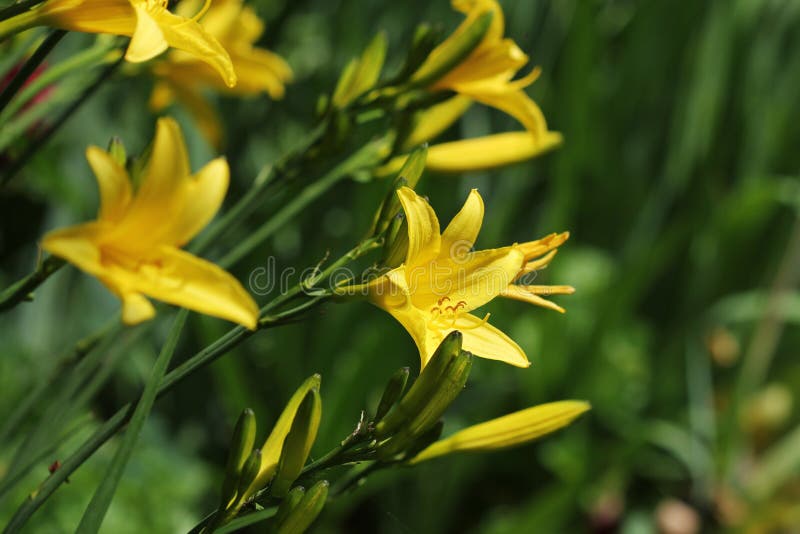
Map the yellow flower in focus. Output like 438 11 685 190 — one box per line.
339 187 573 368
149 0 293 147
409 400 590 464
416 0 551 138
41 117 259 328
30 0 236 87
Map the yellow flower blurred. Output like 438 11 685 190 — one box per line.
338 187 573 368
31 0 236 87
41 117 259 328
149 0 293 147
410 400 590 464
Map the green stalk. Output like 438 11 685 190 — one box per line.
0 255 64 313
0 29 63 113
0 6 43 41
76 311 188 534
1 239 380 533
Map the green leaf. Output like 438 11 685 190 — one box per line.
75 310 188 534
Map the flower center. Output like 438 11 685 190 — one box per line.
429 296 467 328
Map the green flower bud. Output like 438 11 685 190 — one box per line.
375 367 410 422
219 408 257 510
409 11 492 88
107 136 126 167
375 331 462 439
233 448 262 509
273 485 306 527
271 389 323 498
276 480 330 534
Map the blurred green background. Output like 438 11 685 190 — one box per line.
2 0 800 532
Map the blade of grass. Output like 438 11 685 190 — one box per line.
75 310 188 534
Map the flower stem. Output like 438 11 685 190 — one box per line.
0 29 64 117
0 5 42 41
0 0 45 24
0 255 64 313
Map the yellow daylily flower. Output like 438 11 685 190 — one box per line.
416 0 552 137
339 187 573 368
29 0 236 87
409 400 590 464
41 117 258 328
149 0 293 147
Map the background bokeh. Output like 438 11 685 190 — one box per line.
2 0 800 532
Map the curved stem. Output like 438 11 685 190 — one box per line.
0 255 64 313
0 30 63 113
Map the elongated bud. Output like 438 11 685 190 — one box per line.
391 24 440 84
271 389 323 498
274 485 306 526
372 145 428 239
409 11 492 88
404 420 444 459
332 31 388 108
381 215 408 268
375 367 410 422
375 331 462 438
233 448 262 508
107 137 126 167
276 480 330 534
219 408 257 509
377 351 472 459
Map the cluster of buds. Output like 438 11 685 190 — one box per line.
209 332 588 532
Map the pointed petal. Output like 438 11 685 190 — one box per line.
229 48 292 98
123 245 259 329
85 146 132 222
461 85 549 136
155 9 237 87
501 285 567 313
41 222 105 277
410 400 590 464
38 0 136 34
426 131 563 173
441 189 484 257
516 231 569 261
397 187 441 267
125 4 168 62
456 313 529 367
403 95 472 149
120 292 156 324
166 157 229 246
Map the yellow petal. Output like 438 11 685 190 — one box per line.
403 95 472 150
120 292 155 324
230 48 293 98
501 284 567 313
155 9 237 87
456 312 529 367
125 4 168 62
148 81 175 110
118 245 259 329
165 157 229 246
426 131 563 173
162 82 223 149
37 0 136 34
440 188 484 257
409 400 590 464
41 222 106 278
459 84 548 137
516 231 569 262
109 117 191 250
85 146 132 223
434 39 527 89
397 187 441 267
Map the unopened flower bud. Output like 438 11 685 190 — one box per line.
272 390 322 498
375 367 410 422
219 408 257 509
276 480 329 534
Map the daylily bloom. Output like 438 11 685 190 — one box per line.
149 0 292 147
409 400 590 464
338 187 573 368
41 117 259 328
417 0 549 137
25 0 236 87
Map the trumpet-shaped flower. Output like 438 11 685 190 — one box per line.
149 0 292 147
415 0 552 138
41 117 258 328
339 187 573 368
30 0 236 87
409 400 590 464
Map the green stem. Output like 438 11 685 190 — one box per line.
0 29 63 115
0 255 64 313
1 53 123 187
0 41 115 124
219 139 387 268
0 6 42 41
2 239 379 532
